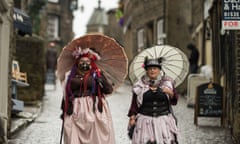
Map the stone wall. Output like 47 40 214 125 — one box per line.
167 0 192 53
167 0 193 93
47 1 74 47
233 31 240 143
123 0 192 59
123 0 164 60
106 9 124 46
0 0 14 140
192 0 203 31
15 36 46 101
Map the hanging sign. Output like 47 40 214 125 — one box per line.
222 0 240 30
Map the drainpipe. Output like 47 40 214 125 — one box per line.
163 0 166 43
202 5 206 66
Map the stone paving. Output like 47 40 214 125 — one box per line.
8 80 234 144
173 96 233 144
8 84 63 144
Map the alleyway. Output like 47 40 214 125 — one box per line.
8 80 233 144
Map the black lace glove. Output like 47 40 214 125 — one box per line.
60 99 64 120
96 77 104 88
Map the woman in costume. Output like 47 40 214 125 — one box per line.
61 47 115 144
127 57 178 144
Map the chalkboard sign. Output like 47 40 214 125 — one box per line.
196 83 223 117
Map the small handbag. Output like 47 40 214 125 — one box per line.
146 140 157 144
127 125 135 139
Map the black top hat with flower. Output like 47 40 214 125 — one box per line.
143 57 165 70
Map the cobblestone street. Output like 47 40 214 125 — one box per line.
8 83 63 144
8 80 234 144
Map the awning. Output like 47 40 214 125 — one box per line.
13 8 32 36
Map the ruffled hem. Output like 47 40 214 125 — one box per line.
63 97 115 144
132 114 178 144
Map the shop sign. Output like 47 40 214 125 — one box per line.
222 0 240 29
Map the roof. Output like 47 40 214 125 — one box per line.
87 8 108 26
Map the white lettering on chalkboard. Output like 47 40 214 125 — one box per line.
204 88 217 94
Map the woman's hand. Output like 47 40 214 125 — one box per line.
162 87 174 98
129 115 136 127
149 86 158 91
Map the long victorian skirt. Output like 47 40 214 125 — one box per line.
63 96 115 144
132 114 178 144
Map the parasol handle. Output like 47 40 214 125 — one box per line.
96 68 101 77
93 69 103 88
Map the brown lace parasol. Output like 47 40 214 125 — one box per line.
57 34 128 90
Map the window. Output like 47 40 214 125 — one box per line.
98 26 104 33
146 21 154 48
70 0 78 11
13 0 21 8
47 15 59 41
157 19 166 45
137 29 144 51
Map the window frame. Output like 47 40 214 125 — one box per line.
137 28 144 51
48 0 59 3
157 19 165 45
47 14 60 41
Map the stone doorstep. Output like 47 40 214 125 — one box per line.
10 101 42 136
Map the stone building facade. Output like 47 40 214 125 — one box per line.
0 0 14 142
106 9 124 46
46 0 76 47
122 0 192 62
191 0 213 67
209 1 240 142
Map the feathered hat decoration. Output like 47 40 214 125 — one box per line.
72 47 101 61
